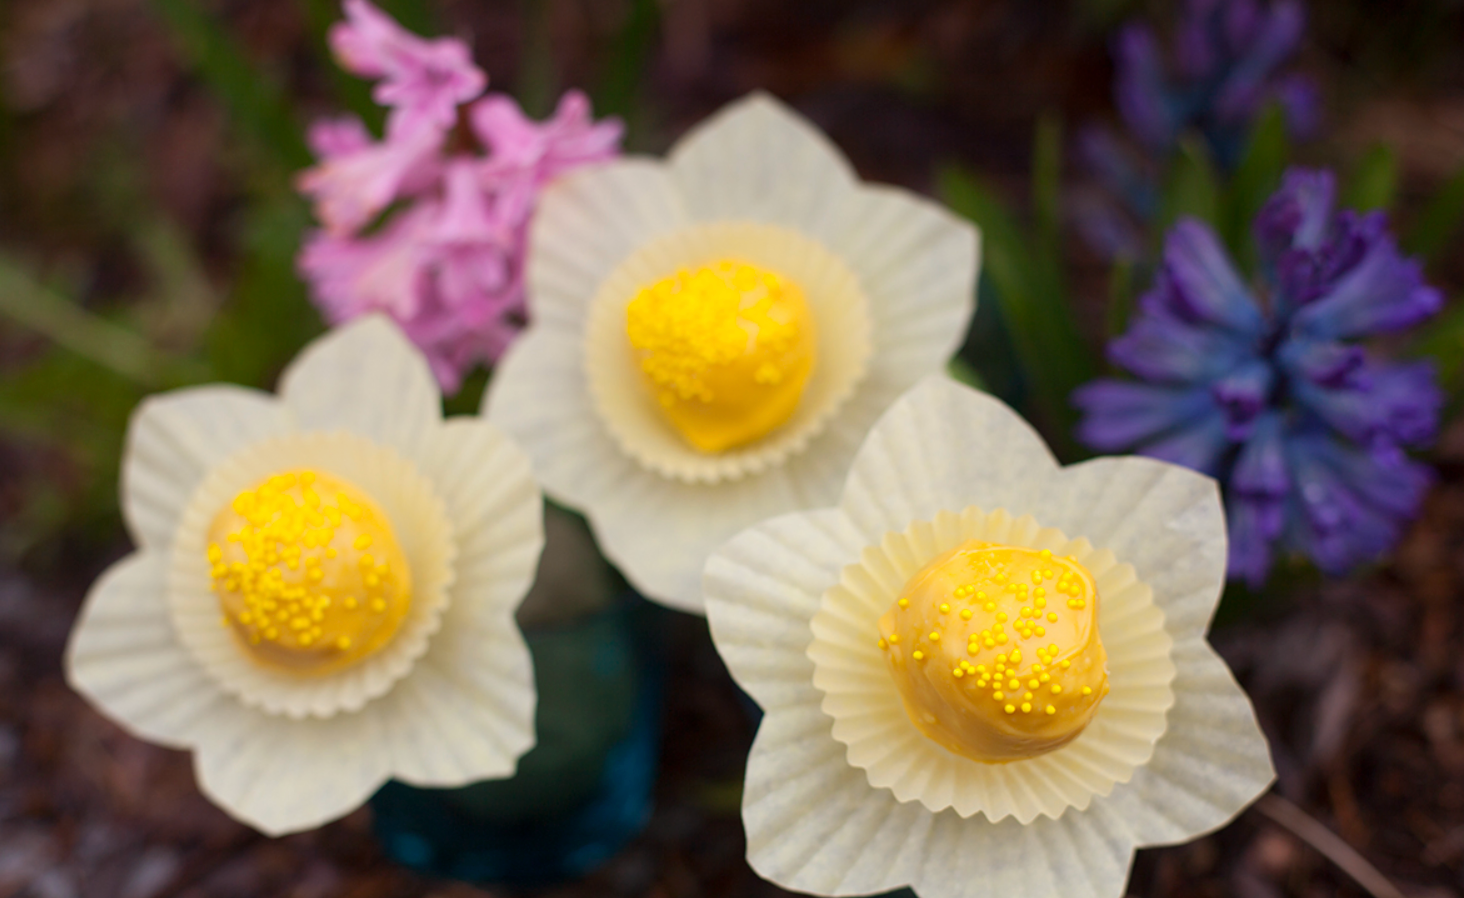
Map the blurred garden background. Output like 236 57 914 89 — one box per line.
1 0 1463 895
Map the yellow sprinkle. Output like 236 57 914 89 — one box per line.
1048 612 1058 622
1051 684 1063 694
1046 705 1056 715
912 650 924 660
878 638 888 649
1021 702 1032 713
929 631 940 642
1005 704 1016 714
889 634 899 644
960 609 973 620
939 603 950 614
898 598 909 609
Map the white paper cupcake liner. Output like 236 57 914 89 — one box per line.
168 431 456 720
807 505 1176 824
584 220 874 484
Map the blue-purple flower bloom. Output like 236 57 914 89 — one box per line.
1115 0 1319 165
1075 0 1321 260
1074 169 1444 585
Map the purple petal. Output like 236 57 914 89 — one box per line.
1226 492 1281 587
1292 224 1444 339
1138 409 1231 475
1210 357 1276 439
1277 337 1365 388
1213 0 1306 125
1162 219 1266 335
1072 380 1217 451
1292 358 1442 450
1108 314 1253 383
1113 24 1178 150
1076 125 1160 219
1231 411 1289 497
1255 168 1336 264
1283 432 1430 574
1274 73 1322 140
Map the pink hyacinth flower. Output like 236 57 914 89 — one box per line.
329 0 486 136
296 121 441 235
470 89 624 183
298 0 622 392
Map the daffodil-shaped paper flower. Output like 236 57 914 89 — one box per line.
65 317 543 835
705 376 1273 898
483 93 978 613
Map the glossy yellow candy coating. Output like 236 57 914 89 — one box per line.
625 259 816 452
878 541 1109 762
207 469 412 676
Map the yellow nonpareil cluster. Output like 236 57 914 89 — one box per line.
625 259 816 453
207 469 412 676
877 542 1110 762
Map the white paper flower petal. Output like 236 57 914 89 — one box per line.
192 701 390 837
824 185 978 383
706 509 867 708
669 93 856 232
491 95 978 614
1042 457 1226 643
376 417 543 783
417 418 544 617
529 160 687 330
1102 637 1275 845
376 617 536 785
279 315 440 458
841 376 1059 541
65 552 232 750
705 375 1273 898
121 386 290 551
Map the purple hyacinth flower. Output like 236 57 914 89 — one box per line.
1079 0 1320 262
1113 0 1318 164
1074 168 1443 585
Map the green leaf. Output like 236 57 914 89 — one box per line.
0 255 180 386
1032 113 1063 259
1341 144 1398 213
203 193 322 387
1105 256 1138 338
148 0 311 172
1161 137 1222 234
939 164 1094 460
1223 103 1289 269
1413 298 1464 396
592 0 661 130
946 356 987 391
1404 161 1464 264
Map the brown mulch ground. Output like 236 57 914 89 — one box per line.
2 1 1464 896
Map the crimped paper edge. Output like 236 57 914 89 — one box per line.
807 505 1177 824
584 220 873 484
168 431 456 720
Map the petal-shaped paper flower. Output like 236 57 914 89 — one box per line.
483 93 979 613
66 316 543 836
705 376 1274 898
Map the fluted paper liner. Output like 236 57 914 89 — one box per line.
584 220 874 484
168 430 456 720
808 505 1176 824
